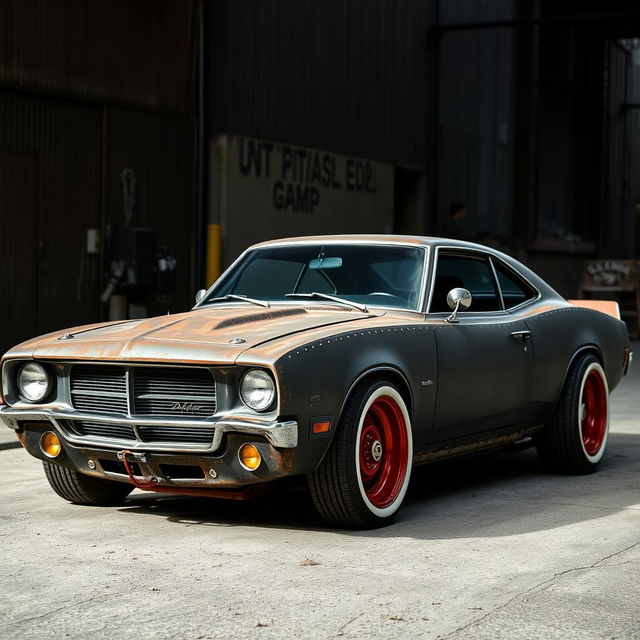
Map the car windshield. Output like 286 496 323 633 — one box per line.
203 244 426 311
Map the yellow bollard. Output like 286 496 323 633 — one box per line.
206 224 222 286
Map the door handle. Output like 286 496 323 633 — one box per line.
510 330 532 341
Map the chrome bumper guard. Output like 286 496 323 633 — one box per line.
0 405 298 453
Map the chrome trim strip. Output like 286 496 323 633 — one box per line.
417 246 430 314
487 256 505 310
0 406 298 451
125 368 133 415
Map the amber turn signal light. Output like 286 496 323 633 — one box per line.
312 420 331 434
40 431 62 458
238 443 261 471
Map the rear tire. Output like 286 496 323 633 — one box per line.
43 461 134 505
536 354 609 474
308 380 413 528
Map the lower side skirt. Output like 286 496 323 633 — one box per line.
413 425 543 465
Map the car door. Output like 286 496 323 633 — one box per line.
428 249 534 443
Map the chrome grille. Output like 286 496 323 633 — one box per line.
133 368 216 417
70 366 128 414
69 365 216 418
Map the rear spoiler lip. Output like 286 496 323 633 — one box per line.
567 299 621 320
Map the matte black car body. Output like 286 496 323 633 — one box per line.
0 236 631 524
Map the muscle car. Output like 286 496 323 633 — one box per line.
0 236 632 527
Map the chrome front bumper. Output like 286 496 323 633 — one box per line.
0 405 298 453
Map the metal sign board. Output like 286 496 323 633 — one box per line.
210 134 394 265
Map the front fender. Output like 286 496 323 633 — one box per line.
273 324 438 472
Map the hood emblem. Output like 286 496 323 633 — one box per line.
58 333 75 341
171 402 203 412
228 337 246 344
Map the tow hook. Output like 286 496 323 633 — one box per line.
118 449 161 489
117 450 147 464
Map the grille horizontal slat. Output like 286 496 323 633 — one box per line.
136 394 214 400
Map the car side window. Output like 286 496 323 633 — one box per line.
430 253 501 313
493 260 537 309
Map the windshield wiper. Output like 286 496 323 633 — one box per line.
285 292 368 313
205 294 270 308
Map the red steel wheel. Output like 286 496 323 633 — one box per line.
580 368 607 457
578 363 609 462
357 395 410 509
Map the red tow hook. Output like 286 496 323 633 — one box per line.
118 449 159 490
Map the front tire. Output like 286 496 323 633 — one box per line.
308 380 413 528
43 461 134 505
536 354 609 474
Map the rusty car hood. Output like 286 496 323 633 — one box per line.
6 306 382 365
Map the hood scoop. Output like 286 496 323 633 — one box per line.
212 307 307 330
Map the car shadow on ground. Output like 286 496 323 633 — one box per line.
116 430 640 539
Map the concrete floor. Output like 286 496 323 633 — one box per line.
0 349 639 639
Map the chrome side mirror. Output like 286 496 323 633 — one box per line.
445 287 472 323
195 289 207 305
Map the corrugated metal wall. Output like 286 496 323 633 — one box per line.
0 90 102 353
0 0 197 114
0 0 198 352
629 44 640 258
205 0 434 169
436 0 516 243
606 41 633 258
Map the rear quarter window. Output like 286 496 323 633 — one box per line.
494 260 538 309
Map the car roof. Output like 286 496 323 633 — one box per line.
247 234 563 301
250 234 491 251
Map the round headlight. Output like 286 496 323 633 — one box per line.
18 363 51 402
240 369 275 412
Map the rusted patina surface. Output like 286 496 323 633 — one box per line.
1 306 383 366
